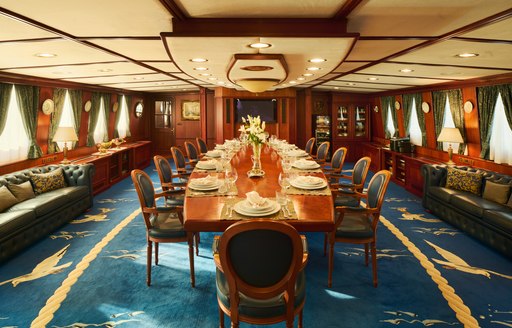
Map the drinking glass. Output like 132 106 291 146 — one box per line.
278 172 291 190
275 190 288 206
225 168 238 194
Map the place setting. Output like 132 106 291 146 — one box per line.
222 191 297 220
186 174 231 197
194 159 220 171
291 158 321 172
204 150 223 158
285 174 331 196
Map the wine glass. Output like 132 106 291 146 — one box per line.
278 172 291 190
225 168 238 195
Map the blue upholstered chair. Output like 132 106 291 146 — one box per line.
322 147 347 180
304 137 315 156
313 141 330 164
327 170 391 288
170 146 194 177
184 141 200 167
214 220 308 328
131 169 195 287
196 137 208 156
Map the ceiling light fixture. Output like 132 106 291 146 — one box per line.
236 79 279 93
399 68 414 73
99 69 113 72
309 58 326 63
368 77 379 81
303 73 314 77
456 53 479 58
347 83 356 86
307 67 321 71
249 42 271 49
193 67 208 71
35 53 57 58
297 77 305 81
199 73 211 76
208 77 217 81
133 77 145 80
190 58 208 62
289 81 297 84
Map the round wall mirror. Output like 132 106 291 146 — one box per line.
135 102 143 118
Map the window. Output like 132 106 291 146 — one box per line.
385 104 395 138
155 100 173 128
441 95 459 153
489 93 512 164
408 98 422 146
0 86 30 165
116 95 130 138
93 97 108 144
56 90 76 150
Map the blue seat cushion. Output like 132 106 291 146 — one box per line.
148 212 187 239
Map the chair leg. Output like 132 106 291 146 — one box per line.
195 233 200 256
219 306 224 328
187 233 195 288
147 241 152 286
323 233 327 256
371 242 378 287
364 243 369 266
298 309 304 328
155 242 159 266
328 240 334 288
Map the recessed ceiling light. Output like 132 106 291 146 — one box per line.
347 83 356 86
199 73 211 77
194 67 208 71
99 69 113 72
368 77 379 81
303 73 314 77
190 58 208 62
156 82 166 85
133 77 145 80
208 77 217 81
35 53 57 58
399 68 414 73
334 87 340 90
297 77 305 81
307 67 321 71
309 58 326 63
249 42 271 49
218 81 225 85
456 53 479 58
172 86 178 89
289 81 297 84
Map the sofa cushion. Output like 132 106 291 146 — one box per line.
0 210 37 237
450 192 507 217
0 186 19 212
482 209 512 232
482 180 511 204
445 166 484 195
7 192 69 217
8 181 36 202
428 186 461 203
50 185 89 202
30 168 66 194
508 193 512 208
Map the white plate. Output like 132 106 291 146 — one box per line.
196 161 217 170
238 199 275 213
292 161 320 169
291 179 327 190
188 180 221 191
234 200 281 217
205 151 222 158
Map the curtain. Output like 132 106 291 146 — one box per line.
48 88 66 153
477 85 500 159
102 93 111 142
125 95 131 137
0 83 13 136
380 96 394 138
432 91 447 150
87 92 102 146
414 93 426 146
497 84 512 130
447 89 465 154
15 85 43 159
114 95 122 138
69 89 82 149
403 93 424 145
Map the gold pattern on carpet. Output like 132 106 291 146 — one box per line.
0 245 72 288
337 247 410 259
381 311 458 326
412 227 460 236
51 311 145 328
103 249 143 261
393 207 441 223
71 208 113 224
50 231 96 240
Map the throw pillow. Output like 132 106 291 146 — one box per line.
30 168 66 194
482 180 511 204
445 167 484 195
0 185 19 211
8 181 36 202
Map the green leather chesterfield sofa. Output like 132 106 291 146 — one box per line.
422 164 512 259
0 164 95 263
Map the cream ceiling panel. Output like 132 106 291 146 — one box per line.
1 0 173 37
332 62 371 73
337 73 451 86
393 40 512 69
0 39 121 69
345 40 424 61
460 18 512 41
175 0 346 18
105 80 192 89
88 39 171 61
142 62 180 73
0 15 57 41
348 0 512 36
127 85 199 92
66 73 178 85
314 85 387 93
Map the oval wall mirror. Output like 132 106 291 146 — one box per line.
135 102 143 118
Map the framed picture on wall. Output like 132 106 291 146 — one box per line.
182 100 200 120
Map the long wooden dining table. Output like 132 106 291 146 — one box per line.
183 144 335 233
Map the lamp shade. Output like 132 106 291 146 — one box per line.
236 79 280 93
53 126 78 142
437 127 463 143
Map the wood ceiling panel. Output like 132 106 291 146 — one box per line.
88 39 172 61
332 61 371 73
65 73 178 85
335 73 451 86
142 61 180 73
345 40 424 61
460 18 512 41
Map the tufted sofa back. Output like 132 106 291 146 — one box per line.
423 164 512 191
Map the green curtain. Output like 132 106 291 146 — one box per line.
15 85 43 159
69 89 82 149
414 94 427 146
497 84 512 130
87 92 102 146
0 83 13 136
102 93 111 142
477 85 500 159
432 91 447 150
380 96 394 138
48 88 66 153
447 89 465 154
402 93 424 143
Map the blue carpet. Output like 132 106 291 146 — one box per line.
1 163 511 327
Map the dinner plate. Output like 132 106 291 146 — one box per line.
238 199 275 213
285 150 308 157
188 182 220 191
205 151 222 158
291 177 327 190
292 161 320 169
196 161 217 170
234 200 281 216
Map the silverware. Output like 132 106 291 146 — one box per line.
228 205 233 218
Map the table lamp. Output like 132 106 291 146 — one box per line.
53 126 78 164
437 127 463 165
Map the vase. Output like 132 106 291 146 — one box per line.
248 143 265 177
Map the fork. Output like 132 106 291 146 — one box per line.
227 205 233 218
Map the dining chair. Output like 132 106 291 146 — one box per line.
196 137 208 156
322 147 347 180
131 169 195 287
327 170 391 288
171 146 194 176
184 141 200 167
314 141 330 164
154 155 200 255
214 220 308 328
304 137 315 156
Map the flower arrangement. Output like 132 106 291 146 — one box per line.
238 115 267 145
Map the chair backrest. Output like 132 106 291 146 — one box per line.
153 155 174 188
218 220 303 324
184 141 199 161
131 169 156 228
171 146 187 172
305 137 315 155
352 156 371 187
330 147 347 170
316 141 330 161
196 137 208 154
366 170 391 210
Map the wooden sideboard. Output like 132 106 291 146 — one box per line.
72 141 151 194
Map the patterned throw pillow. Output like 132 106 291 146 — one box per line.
8 181 36 202
30 168 66 194
445 167 484 195
0 185 19 211
482 180 511 204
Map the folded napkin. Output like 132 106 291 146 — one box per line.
246 191 268 208
295 159 316 167
294 176 323 185
192 175 218 186
198 159 216 167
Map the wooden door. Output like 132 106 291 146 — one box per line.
152 100 176 155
